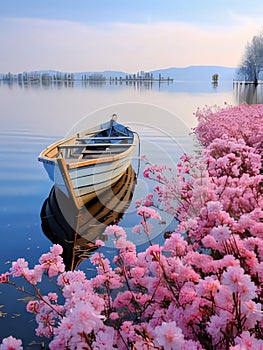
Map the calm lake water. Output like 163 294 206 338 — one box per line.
0 79 236 347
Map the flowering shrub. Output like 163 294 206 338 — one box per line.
194 102 263 152
1 103 263 349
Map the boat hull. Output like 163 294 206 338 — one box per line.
56 156 133 204
38 119 137 208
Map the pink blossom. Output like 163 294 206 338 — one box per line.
120 321 136 344
104 225 127 238
39 245 65 277
0 336 23 350
241 300 262 329
95 239 105 246
121 250 137 266
10 258 28 277
130 266 145 281
230 331 263 349
202 234 220 250
182 339 203 350
113 290 133 309
222 266 257 300
115 237 129 249
206 200 223 214
51 299 105 347
48 292 58 302
50 244 63 256
256 262 263 282
132 224 141 233
210 224 231 242
137 206 161 220
23 268 42 285
0 272 9 283
163 232 188 256
92 326 115 349
155 321 185 350
46 260 65 277
109 312 119 320
207 311 231 345
178 282 197 306
26 300 39 314
57 269 86 286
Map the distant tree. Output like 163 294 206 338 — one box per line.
212 73 219 82
238 31 263 84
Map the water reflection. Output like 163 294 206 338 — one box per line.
0 78 173 91
41 165 136 270
233 81 263 104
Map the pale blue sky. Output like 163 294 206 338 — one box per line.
1 0 263 73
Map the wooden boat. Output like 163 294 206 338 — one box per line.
38 115 137 208
41 165 136 270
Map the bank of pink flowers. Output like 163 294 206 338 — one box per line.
1 103 263 349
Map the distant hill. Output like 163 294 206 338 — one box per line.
150 66 236 81
74 70 127 79
76 66 236 81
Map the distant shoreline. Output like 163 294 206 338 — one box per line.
0 65 237 82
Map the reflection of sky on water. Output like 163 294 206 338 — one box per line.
0 80 234 137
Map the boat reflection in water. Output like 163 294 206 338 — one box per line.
41 165 136 270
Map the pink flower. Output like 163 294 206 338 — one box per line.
230 331 263 349
137 206 161 220
26 300 39 314
210 224 231 242
92 326 115 350
50 244 63 256
132 224 141 233
46 260 65 278
48 292 58 302
109 312 119 320
121 320 133 334
155 321 184 350
39 245 65 277
113 291 133 309
10 258 28 277
104 225 127 238
206 201 223 215
115 237 129 249
163 232 188 256
207 311 230 344
222 266 257 300
241 300 262 329
57 269 86 286
95 239 105 247
0 272 9 283
130 266 145 281
0 336 23 350
178 282 197 305
23 268 42 285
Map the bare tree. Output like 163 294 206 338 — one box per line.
238 31 263 84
